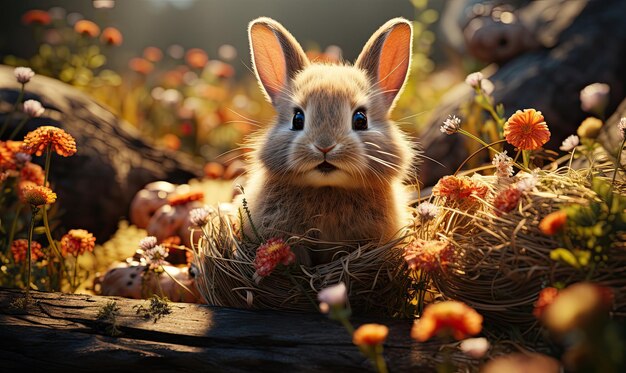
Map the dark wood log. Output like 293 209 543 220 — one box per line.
0 65 203 241
0 287 462 372
420 0 626 186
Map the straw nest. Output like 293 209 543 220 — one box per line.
421 167 626 328
192 206 412 315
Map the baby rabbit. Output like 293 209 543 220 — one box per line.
243 17 417 265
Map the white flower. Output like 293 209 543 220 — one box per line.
92 0 115 9
559 135 580 152
139 236 158 251
415 202 439 222
619 117 626 141
440 115 461 135
460 337 490 358
189 206 211 227
492 151 514 178
14 67 35 84
23 99 45 117
317 282 347 313
517 169 539 192
580 83 610 114
144 244 169 268
465 72 483 88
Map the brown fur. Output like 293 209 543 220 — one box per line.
244 18 417 265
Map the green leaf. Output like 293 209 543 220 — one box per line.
550 248 581 268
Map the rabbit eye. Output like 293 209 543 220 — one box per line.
292 109 305 130
352 109 367 131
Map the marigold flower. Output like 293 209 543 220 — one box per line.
465 72 484 88
61 229 96 256
559 134 580 152
11 239 44 263
576 117 603 140
0 141 22 171
432 175 488 202
492 151 514 178
493 186 521 215
411 301 483 341
539 210 567 235
22 184 56 206
189 206 211 227
143 47 163 62
403 239 454 272
21 126 77 157
440 115 461 135
14 67 35 84
415 202 439 222
21 10 52 26
23 99 45 117
317 282 347 311
129 57 154 75
542 282 613 335
74 19 100 37
580 83 610 115
20 162 45 185
353 324 389 346
618 117 626 141
533 287 559 319
167 191 204 206
254 238 295 277
459 337 490 358
504 109 551 150
185 48 209 69
139 236 158 251
100 27 123 46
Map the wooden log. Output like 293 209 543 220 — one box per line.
0 287 455 371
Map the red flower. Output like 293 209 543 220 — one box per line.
74 20 101 38
254 238 296 277
11 239 44 263
403 239 454 272
533 287 559 319
411 301 483 341
101 27 123 46
22 10 52 26
493 186 522 215
20 162 45 185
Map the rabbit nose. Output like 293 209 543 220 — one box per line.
315 144 337 154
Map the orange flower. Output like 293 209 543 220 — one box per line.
185 48 209 69
143 47 163 62
403 239 454 272
21 10 52 26
21 126 77 157
60 229 96 256
533 287 559 319
11 239 44 263
254 238 296 277
100 27 123 46
353 324 389 346
541 282 613 335
0 141 25 171
539 211 567 235
493 186 522 216
20 162 45 185
129 57 154 75
504 109 551 150
411 301 483 341
167 191 204 206
432 175 488 202
22 184 56 206
74 20 101 38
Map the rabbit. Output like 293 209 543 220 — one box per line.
242 17 418 266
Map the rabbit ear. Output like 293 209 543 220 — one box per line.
356 18 413 110
248 17 309 103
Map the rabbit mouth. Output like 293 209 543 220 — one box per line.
316 161 338 173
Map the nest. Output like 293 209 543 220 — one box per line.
422 168 626 328
192 207 412 316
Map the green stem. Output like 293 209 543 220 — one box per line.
72 253 79 292
42 206 71 285
338 315 355 334
8 116 29 141
372 344 389 373
26 207 38 297
7 204 23 257
0 83 25 137
453 139 511 175
43 145 52 186
522 150 530 169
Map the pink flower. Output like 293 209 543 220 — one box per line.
317 282 347 313
253 238 296 277
14 67 35 84
580 83 610 114
23 100 45 117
